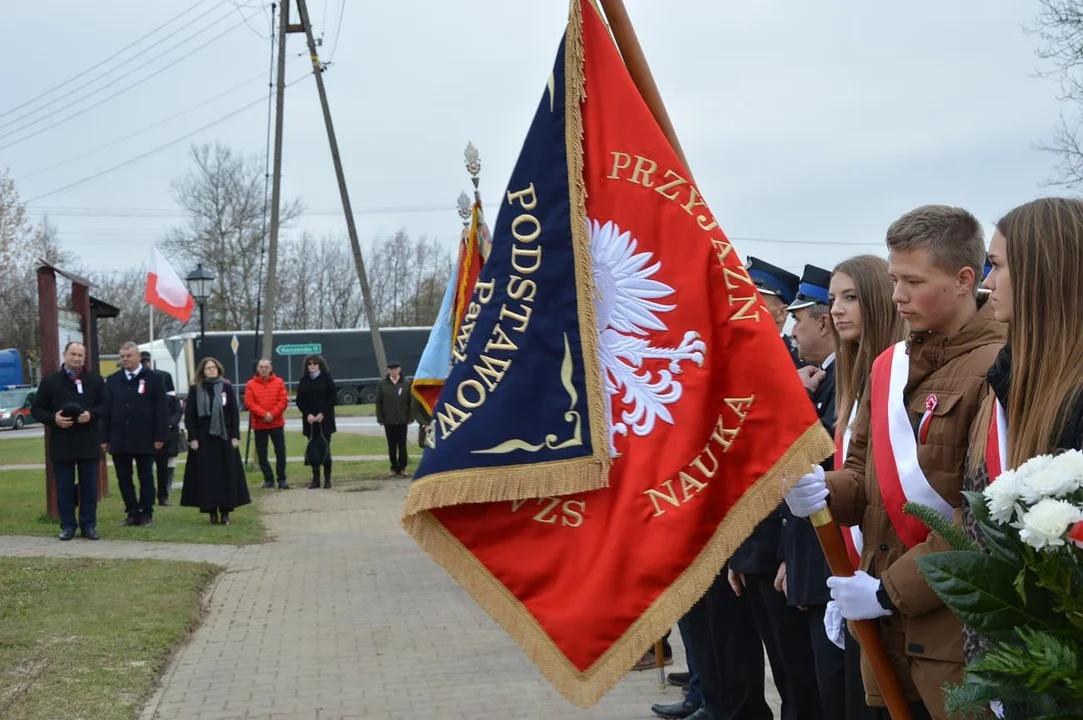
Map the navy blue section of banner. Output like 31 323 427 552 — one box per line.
414 32 595 479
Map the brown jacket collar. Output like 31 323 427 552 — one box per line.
906 302 1006 379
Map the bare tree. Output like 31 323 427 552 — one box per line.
276 233 366 329
272 230 452 329
0 173 71 376
162 143 302 329
1033 0 1083 185
365 231 452 326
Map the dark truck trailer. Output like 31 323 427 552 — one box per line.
147 327 430 405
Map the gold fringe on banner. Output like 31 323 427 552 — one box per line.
403 421 834 708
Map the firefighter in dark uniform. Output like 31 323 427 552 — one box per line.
726 257 823 720
779 265 845 719
669 258 805 720
746 257 805 367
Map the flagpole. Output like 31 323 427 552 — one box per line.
595 0 688 174
592 2 913 717
149 305 154 344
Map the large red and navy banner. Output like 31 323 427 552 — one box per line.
403 0 833 707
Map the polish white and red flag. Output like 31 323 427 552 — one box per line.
145 246 194 323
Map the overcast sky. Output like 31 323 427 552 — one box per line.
0 1 1069 283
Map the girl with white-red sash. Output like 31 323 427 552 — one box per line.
964 197 1083 662
829 255 908 720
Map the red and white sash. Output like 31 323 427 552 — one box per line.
985 398 1008 483
870 341 955 549
834 400 863 569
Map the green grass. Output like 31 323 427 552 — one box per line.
0 432 393 467
274 432 386 459
0 469 266 545
0 557 218 720
242 404 375 418
0 451 421 543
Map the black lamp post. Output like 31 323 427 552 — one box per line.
185 263 215 361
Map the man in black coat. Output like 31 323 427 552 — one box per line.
778 264 845 719
141 351 182 506
102 341 167 526
31 341 110 541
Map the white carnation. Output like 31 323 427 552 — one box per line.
1016 453 1055 477
984 470 1023 524
1017 451 1083 504
1015 498 1083 550
1051 449 1083 489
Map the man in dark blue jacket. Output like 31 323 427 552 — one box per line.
781 264 845 719
725 258 823 720
31 341 109 540
102 341 167 527
676 258 807 720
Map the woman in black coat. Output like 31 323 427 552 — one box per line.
180 356 251 524
295 353 337 489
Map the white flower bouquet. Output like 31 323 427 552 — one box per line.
905 450 1083 718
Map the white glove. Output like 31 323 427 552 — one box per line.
823 600 846 650
783 465 829 518
826 571 892 620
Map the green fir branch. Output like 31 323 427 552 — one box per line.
968 629 1083 701
903 501 979 551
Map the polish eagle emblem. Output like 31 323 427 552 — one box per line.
588 219 706 457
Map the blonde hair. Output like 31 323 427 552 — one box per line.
971 198 1083 470
832 255 908 439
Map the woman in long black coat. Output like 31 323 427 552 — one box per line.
295 353 337 489
180 356 251 524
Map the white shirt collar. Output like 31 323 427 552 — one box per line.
821 353 836 370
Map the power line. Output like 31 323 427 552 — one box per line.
0 0 214 122
14 67 280 182
231 0 270 39
0 12 259 152
23 204 890 247
328 0 346 62
0 3 237 135
22 75 308 204
0 11 255 150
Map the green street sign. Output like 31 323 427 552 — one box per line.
275 343 322 356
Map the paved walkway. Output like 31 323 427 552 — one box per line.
3 480 781 720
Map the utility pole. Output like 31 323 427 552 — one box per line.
294 0 388 373
260 0 300 363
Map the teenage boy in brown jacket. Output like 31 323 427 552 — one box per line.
783 205 1006 719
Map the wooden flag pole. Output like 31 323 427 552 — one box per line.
810 510 913 719
595 0 689 174
592 1 913 717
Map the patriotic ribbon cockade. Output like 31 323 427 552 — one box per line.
402 0 834 707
